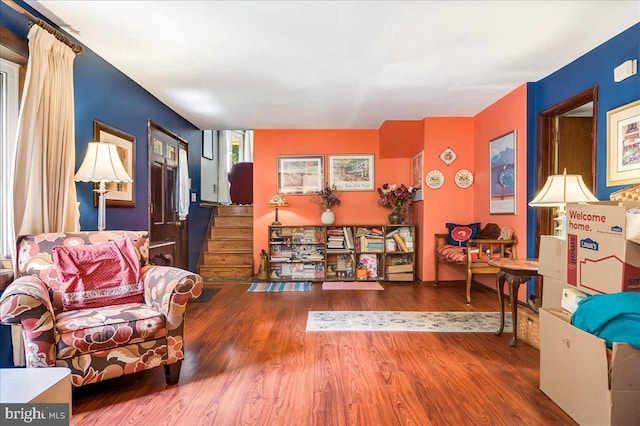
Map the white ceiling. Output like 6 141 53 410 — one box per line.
27 1 640 130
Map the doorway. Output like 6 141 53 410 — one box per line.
535 86 598 240
148 120 189 269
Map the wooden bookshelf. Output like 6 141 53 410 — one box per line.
268 224 415 282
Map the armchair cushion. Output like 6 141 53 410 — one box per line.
445 222 480 246
55 303 165 360
52 238 142 311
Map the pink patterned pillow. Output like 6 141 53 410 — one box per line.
52 237 143 311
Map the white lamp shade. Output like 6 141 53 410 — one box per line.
529 173 598 207
75 142 133 182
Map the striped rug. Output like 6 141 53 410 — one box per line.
247 282 312 292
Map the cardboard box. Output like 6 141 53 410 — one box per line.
540 308 640 425
542 276 569 309
386 272 413 281
386 264 413 274
566 202 640 294
567 201 640 238
538 235 567 281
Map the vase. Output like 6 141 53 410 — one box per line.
321 209 335 225
388 211 403 225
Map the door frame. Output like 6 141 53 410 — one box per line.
535 85 598 244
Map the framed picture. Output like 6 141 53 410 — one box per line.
277 155 324 194
328 154 375 191
411 151 423 201
607 99 640 186
93 120 135 207
489 130 516 214
202 132 213 160
439 147 457 166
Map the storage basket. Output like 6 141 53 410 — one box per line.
609 183 640 202
517 306 540 349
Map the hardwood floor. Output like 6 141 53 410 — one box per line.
70 282 575 425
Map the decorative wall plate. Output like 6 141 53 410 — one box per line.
454 169 474 188
439 147 457 166
425 169 445 189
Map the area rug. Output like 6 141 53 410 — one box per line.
247 282 312 292
306 311 512 332
322 281 384 290
193 288 220 303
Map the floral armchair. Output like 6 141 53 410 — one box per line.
0 231 202 387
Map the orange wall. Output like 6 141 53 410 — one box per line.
379 120 424 158
252 84 529 303
471 83 529 301
253 129 415 269
418 117 475 281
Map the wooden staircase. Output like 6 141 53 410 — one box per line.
198 205 254 280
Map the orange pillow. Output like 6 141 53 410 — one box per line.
52 238 142 311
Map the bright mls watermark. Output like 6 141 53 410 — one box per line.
1 404 68 425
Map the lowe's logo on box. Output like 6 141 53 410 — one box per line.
580 238 599 251
610 225 623 234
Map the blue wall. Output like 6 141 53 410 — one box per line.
1 1 211 272
526 23 640 257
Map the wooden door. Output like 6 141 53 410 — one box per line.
536 86 597 239
557 116 594 191
148 121 189 269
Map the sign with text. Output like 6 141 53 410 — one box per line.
1 404 69 426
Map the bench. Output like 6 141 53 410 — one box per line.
434 230 517 304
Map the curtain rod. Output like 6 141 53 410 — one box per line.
2 0 83 54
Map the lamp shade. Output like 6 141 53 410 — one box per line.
75 142 132 183
267 193 288 207
529 171 598 207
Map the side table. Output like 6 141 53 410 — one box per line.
488 258 539 347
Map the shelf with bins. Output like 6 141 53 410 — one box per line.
267 224 415 282
325 226 356 280
268 226 326 281
382 225 415 281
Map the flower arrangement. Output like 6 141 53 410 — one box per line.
313 184 341 210
376 183 417 214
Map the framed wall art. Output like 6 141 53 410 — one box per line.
607 99 640 186
328 154 375 191
439 147 457 166
93 120 135 207
202 131 214 160
277 155 324 194
412 151 423 200
489 130 516 214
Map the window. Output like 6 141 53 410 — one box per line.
0 59 20 258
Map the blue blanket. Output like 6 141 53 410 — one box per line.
571 292 640 349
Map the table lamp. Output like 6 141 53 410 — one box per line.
529 169 598 236
75 142 133 231
267 194 288 225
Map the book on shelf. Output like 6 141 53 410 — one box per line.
393 233 409 252
344 227 354 249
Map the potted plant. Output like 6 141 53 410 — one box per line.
313 184 341 224
376 183 417 224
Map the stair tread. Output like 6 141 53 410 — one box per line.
200 266 254 270
204 249 253 254
207 235 253 241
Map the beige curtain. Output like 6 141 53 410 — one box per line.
10 25 79 366
12 25 79 239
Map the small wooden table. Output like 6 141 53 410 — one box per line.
488 258 539 347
